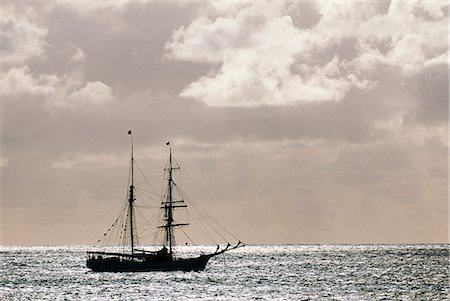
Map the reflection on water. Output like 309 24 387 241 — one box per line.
1 244 448 300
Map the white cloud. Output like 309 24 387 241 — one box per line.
51 1 131 16
165 16 240 63
52 152 127 170
374 116 447 147
0 66 58 97
67 81 114 107
67 42 86 62
0 14 47 64
424 52 449 69
390 34 426 75
0 66 114 110
166 1 448 107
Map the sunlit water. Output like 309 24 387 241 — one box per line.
1 245 448 300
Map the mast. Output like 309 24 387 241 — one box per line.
128 130 135 256
161 142 187 256
167 144 174 254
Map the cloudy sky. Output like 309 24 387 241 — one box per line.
1 1 448 245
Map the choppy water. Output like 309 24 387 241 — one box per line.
0 244 448 300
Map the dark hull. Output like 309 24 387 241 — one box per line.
86 255 211 272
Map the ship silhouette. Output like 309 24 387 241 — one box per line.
87 131 242 272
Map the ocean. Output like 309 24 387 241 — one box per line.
1 244 448 300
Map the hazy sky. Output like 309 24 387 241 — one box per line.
1 1 448 245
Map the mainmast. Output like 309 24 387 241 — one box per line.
128 130 136 256
161 142 187 256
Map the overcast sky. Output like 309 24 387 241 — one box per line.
1 1 448 245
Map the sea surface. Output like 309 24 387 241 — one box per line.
0 244 448 300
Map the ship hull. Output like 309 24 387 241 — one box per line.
86 254 211 272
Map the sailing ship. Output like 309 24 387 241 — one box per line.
86 131 242 272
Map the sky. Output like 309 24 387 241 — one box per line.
0 0 448 245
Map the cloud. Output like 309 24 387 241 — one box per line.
66 42 86 62
166 1 448 107
51 1 132 16
0 66 114 111
0 14 47 64
375 117 447 146
0 1 447 245
67 81 114 107
0 65 58 97
165 16 239 63
51 152 127 170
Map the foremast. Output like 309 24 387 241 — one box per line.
160 142 188 257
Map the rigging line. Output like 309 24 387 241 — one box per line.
172 182 211 215
102 222 113 246
189 199 238 240
135 165 164 181
198 209 236 241
96 201 128 246
135 187 163 198
134 189 161 205
108 222 119 247
183 199 220 243
178 185 239 240
135 199 160 226
134 208 155 245
152 226 162 245
135 149 163 169
191 212 219 244
179 165 241 239
160 168 167 201
175 186 235 240
134 191 157 210
107 209 123 246
135 191 156 207
138 233 159 241
172 196 220 243
134 210 152 229
122 208 131 249
134 192 164 226
133 204 161 227
180 191 232 243
154 211 167 244
133 205 160 210
178 227 197 246
190 204 228 243
134 160 160 194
